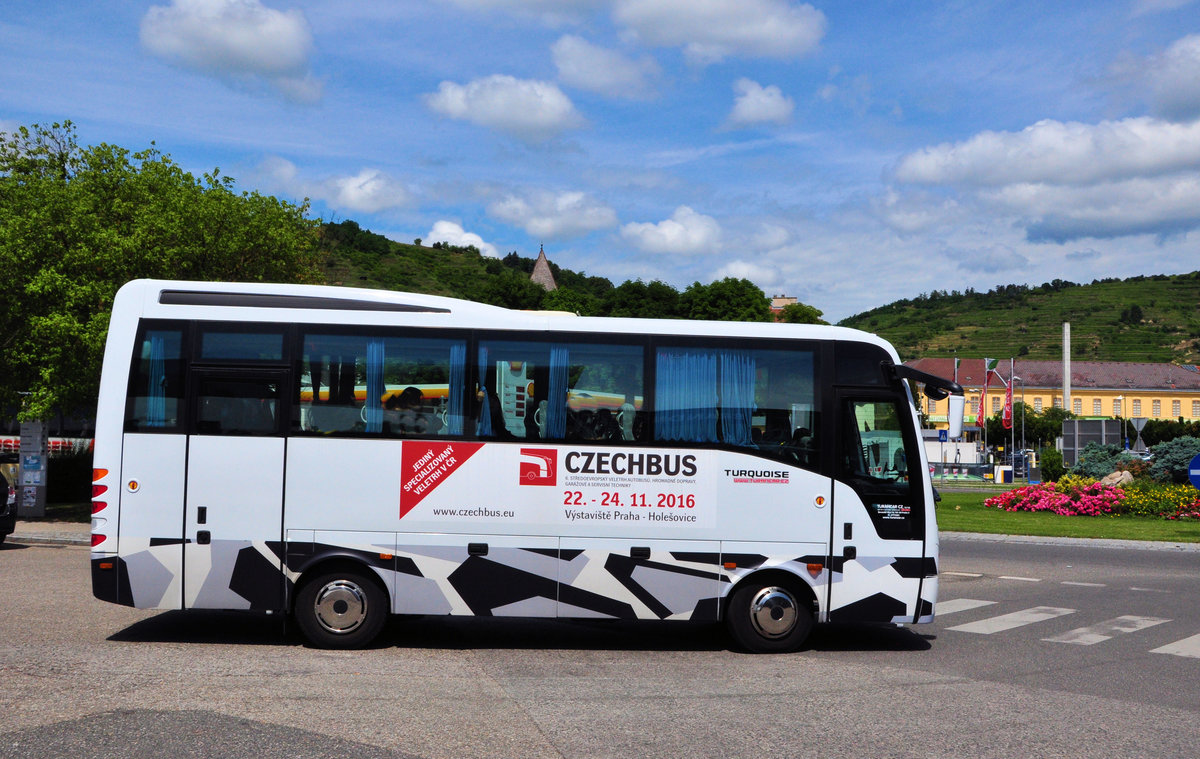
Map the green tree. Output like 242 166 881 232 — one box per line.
541 287 599 315
0 122 322 420
603 279 682 319
478 269 545 310
679 278 772 322
777 302 828 325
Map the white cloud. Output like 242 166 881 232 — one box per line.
140 0 321 103
894 115 1200 241
488 190 618 238
725 78 794 129
752 223 790 250
258 157 411 214
552 35 659 99
1146 34 1200 122
985 175 1200 242
424 75 584 142
895 117 1200 186
621 206 722 254
427 220 500 258
714 259 780 289
614 0 826 65
872 189 961 234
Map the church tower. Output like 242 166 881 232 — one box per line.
529 244 558 291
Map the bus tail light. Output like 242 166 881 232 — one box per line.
91 534 107 548
92 469 108 514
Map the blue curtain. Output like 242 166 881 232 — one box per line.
547 346 569 439
719 351 756 447
654 351 718 442
447 343 466 435
146 335 166 427
476 346 493 436
365 339 385 433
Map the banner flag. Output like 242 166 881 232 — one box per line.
975 358 995 427
1002 365 1014 430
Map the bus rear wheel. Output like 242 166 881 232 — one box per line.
726 579 813 653
294 568 388 649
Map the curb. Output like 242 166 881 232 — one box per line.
7 534 91 547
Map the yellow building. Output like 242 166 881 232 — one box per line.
906 358 1200 428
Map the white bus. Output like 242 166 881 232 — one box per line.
90 279 963 652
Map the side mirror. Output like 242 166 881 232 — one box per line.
947 394 965 439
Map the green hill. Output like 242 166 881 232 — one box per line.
317 220 777 322
838 273 1200 364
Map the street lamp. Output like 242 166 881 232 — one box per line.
1115 395 1127 449
1012 375 1025 479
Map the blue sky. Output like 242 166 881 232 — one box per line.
3 0 1199 321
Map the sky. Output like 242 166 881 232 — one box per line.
3 0 1200 322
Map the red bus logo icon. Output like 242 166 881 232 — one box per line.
519 448 557 486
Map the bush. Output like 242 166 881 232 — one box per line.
1071 442 1140 479
1148 436 1200 484
1039 447 1066 482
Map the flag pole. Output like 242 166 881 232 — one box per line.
1010 357 1015 481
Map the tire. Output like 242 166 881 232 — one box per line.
294 568 388 649
725 578 813 653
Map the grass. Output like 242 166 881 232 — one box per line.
936 490 1200 542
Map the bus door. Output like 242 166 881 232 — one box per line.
828 393 928 624
183 368 288 610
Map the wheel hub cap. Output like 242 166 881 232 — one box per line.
749 586 798 639
313 580 368 634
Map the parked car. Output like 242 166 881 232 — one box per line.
0 453 17 544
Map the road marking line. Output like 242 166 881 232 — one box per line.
999 575 1041 582
947 606 1075 634
1130 587 1170 593
943 571 984 578
936 598 997 616
1043 615 1170 646
1151 634 1200 659
1061 581 1106 588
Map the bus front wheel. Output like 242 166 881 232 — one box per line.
294 568 388 649
725 579 813 653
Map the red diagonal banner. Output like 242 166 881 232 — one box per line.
399 441 484 518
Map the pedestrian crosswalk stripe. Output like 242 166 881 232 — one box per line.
1150 634 1200 659
1043 615 1170 646
936 598 997 616
946 606 1075 634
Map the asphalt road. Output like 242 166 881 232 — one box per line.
2 535 1198 759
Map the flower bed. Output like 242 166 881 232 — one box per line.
985 477 1200 520
985 480 1125 517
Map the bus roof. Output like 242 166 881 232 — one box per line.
114 279 897 356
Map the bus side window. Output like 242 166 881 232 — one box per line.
299 333 467 437
125 327 186 432
839 399 920 539
196 377 279 436
653 345 819 470
476 341 645 443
